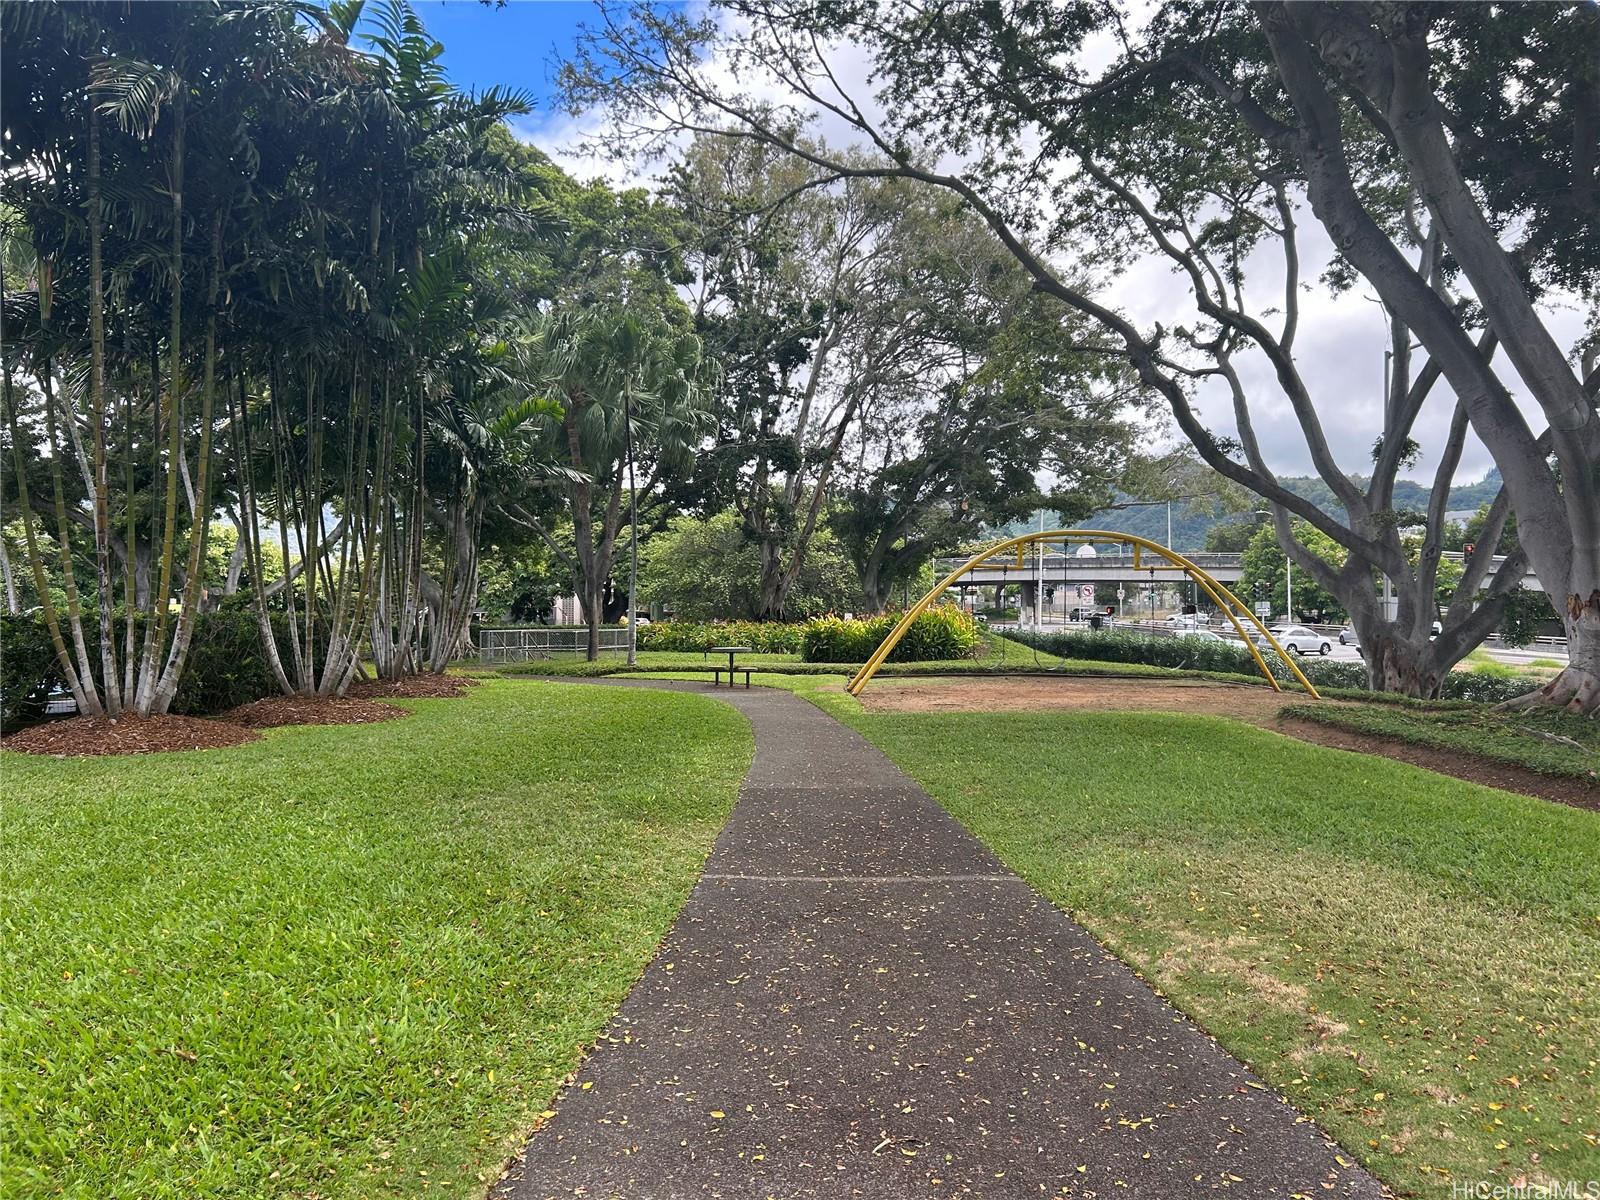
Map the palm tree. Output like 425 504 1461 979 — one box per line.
518 307 714 659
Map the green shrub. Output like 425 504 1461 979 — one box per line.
1007 626 1545 702
800 604 982 663
0 607 286 730
2 613 63 732
1439 671 1541 705
636 620 803 654
1010 627 1267 676
169 608 288 715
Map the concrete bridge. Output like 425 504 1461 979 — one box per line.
935 548 1542 615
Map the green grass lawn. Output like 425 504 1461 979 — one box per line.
714 674 1600 1193
1 679 751 1200
1282 698 1600 782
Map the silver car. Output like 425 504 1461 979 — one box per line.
1256 624 1332 656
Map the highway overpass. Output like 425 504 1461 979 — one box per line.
934 548 1542 611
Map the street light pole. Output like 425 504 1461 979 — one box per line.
1285 554 1293 622
1035 508 1044 629
624 388 638 667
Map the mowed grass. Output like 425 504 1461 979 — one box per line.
764 679 1600 1193
1 679 751 1200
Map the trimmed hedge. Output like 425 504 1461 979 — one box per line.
1 608 286 731
631 607 984 663
637 620 804 654
800 605 982 664
1006 627 1546 703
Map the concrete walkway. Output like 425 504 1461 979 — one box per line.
500 680 1382 1199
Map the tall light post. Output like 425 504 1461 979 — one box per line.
624 387 639 667
1034 508 1045 628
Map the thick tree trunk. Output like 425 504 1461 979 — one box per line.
1361 629 1445 700
1502 589 1600 717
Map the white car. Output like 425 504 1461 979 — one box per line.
1338 625 1358 646
1174 628 1223 643
1256 624 1332 656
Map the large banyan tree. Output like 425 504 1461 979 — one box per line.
562 0 1599 712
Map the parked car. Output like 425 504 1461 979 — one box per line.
1255 624 1332 656
1338 625 1358 646
1174 628 1223 643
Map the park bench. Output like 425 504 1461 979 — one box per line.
708 646 754 689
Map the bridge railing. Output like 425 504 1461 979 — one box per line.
935 551 1244 572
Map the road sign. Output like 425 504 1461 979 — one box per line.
1116 588 1125 600
1254 600 1271 617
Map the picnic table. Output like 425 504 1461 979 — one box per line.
708 645 754 688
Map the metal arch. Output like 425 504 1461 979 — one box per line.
844 529 1322 699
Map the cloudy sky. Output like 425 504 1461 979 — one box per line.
420 0 1587 491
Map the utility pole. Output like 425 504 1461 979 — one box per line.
1035 508 1045 628
624 388 638 666
1285 554 1293 623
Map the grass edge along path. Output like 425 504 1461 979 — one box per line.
657 672 1600 1195
1 679 752 1200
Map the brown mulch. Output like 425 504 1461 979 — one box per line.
861 675 1598 811
220 695 409 729
344 673 481 700
2 713 261 757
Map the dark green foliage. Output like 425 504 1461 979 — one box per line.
1 608 286 729
1007 627 1547 703
637 620 805 654
799 605 982 663
1 613 63 731
166 609 286 716
1011 627 1271 677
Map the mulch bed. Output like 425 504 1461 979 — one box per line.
345 673 481 700
2 713 261 757
220 695 409 729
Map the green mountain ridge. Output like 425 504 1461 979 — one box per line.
993 469 1504 552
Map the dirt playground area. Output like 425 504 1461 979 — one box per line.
859 674 1594 809
862 674 1294 721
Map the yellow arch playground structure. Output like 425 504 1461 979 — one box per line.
845 529 1322 699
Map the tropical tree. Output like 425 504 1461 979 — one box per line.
560 0 1597 706
516 306 715 659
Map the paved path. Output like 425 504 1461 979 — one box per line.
500 680 1382 1199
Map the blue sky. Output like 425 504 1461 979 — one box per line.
407 1 595 110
